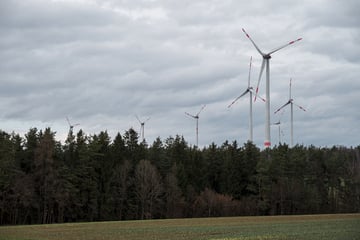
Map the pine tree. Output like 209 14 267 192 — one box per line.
33 128 57 223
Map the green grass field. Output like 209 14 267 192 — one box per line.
0 214 359 240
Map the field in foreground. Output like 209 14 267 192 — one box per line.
0 214 359 240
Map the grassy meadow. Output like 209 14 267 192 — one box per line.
0 214 359 240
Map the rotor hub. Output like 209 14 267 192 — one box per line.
264 54 271 59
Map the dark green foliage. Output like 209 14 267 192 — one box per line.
0 128 359 225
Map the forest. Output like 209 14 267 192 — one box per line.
0 127 359 225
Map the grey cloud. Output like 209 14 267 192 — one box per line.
0 0 118 29
0 0 359 148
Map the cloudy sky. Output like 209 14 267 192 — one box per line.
1 0 359 148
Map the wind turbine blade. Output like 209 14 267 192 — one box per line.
135 115 141 124
242 28 265 56
247 56 252 88
66 117 71 126
254 58 265 102
274 101 291 114
249 89 266 102
293 102 306 112
73 123 80 127
185 112 196 118
228 89 249 108
145 117 151 123
268 37 302 55
197 104 206 116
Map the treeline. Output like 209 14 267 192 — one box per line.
0 128 359 225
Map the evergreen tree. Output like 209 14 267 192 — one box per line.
110 133 126 166
73 130 99 221
23 128 39 173
123 128 140 164
33 128 57 223
0 131 17 224
110 159 132 220
203 142 222 192
149 137 169 177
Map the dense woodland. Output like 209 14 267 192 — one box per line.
0 127 359 225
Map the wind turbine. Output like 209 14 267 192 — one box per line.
242 28 302 148
272 121 282 145
274 78 306 147
66 116 80 133
228 56 265 142
185 104 206 147
272 108 285 145
136 115 150 142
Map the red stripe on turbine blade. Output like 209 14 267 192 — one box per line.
254 87 259 102
290 38 302 45
242 28 250 38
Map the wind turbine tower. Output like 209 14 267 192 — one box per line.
274 79 306 147
136 115 150 142
228 56 265 142
185 105 206 147
242 28 302 148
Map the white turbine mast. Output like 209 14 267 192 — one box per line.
274 78 306 147
185 104 206 147
66 116 80 133
136 115 150 142
242 28 302 148
228 56 265 143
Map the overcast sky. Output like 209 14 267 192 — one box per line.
1 0 359 148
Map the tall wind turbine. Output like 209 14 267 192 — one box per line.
274 79 306 147
136 115 150 142
242 28 302 148
185 104 206 147
66 116 80 133
228 56 265 142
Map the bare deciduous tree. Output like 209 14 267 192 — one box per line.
134 160 163 219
